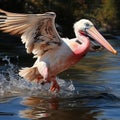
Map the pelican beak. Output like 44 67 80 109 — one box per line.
86 26 117 55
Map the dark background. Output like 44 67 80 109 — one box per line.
0 0 120 38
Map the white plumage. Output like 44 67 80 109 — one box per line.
0 9 117 92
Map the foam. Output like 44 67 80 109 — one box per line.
0 56 75 97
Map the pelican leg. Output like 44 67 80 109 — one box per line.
37 61 49 83
50 77 60 92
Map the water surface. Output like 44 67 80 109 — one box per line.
0 36 120 120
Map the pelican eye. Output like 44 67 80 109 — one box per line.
84 22 92 31
85 23 90 28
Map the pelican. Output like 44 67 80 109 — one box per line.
0 9 117 92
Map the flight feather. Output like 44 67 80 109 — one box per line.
0 9 61 56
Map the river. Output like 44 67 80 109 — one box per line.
0 36 120 120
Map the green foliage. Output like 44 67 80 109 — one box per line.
0 0 120 35
94 0 118 30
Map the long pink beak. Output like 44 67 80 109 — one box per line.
86 26 117 55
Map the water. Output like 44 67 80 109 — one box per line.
0 37 120 120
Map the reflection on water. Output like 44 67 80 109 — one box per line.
19 96 101 120
0 39 120 120
20 93 120 120
20 97 58 119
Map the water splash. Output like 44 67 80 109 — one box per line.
0 56 75 98
0 56 114 99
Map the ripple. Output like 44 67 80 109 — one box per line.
0 56 120 103
0 112 15 116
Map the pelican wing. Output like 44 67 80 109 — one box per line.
0 9 61 56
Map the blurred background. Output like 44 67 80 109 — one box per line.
0 1 120 120
0 0 120 37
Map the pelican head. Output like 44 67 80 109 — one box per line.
74 19 117 55
74 19 93 34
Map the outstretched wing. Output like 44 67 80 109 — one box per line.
0 9 61 56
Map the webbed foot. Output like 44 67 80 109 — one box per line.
50 80 60 92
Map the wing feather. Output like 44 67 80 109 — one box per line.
0 9 61 57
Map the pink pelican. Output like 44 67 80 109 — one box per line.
0 9 117 92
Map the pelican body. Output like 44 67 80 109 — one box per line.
0 9 117 92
